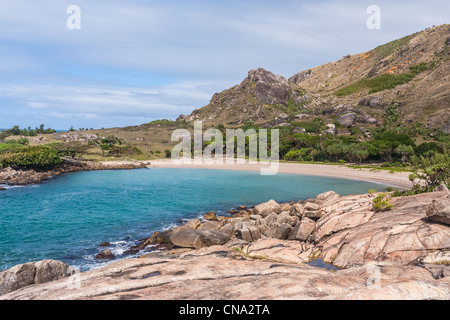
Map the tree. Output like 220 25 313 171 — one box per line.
92 136 122 157
395 144 415 163
344 144 369 164
409 150 450 193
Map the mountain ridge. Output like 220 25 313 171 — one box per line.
177 24 450 133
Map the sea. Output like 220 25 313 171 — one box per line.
0 168 389 271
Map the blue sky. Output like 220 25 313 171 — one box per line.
0 0 449 130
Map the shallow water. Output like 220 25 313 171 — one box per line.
0 167 388 271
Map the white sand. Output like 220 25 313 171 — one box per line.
148 159 412 190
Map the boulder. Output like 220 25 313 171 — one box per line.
99 242 111 247
304 202 319 211
237 225 262 242
34 260 73 284
171 219 201 233
265 223 291 240
254 200 281 218
323 124 336 135
358 96 383 108
203 212 218 221
293 127 306 134
434 184 449 192
292 217 316 241
315 191 340 205
169 230 231 249
96 249 115 260
294 114 310 120
290 203 304 217
198 221 223 231
426 199 450 225
0 260 74 296
337 113 357 127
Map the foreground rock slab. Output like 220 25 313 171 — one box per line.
1 250 449 300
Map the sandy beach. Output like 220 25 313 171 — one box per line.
148 159 413 190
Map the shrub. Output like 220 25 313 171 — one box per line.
373 193 394 212
0 146 62 170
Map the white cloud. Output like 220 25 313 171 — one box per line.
0 0 449 128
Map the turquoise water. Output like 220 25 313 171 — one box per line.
0 168 388 271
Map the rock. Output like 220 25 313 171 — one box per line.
304 202 319 211
294 114 310 120
292 217 316 241
317 193 450 268
198 221 222 231
337 113 357 127
265 222 291 240
3 255 449 300
426 199 450 225
169 230 231 249
358 96 383 108
246 68 292 105
237 206 247 210
421 251 450 265
0 187 6 191
304 211 323 221
96 249 115 260
203 212 218 221
254 200 281 218
247 239 311 264
434 184 449 192
358 114 378 124
172 219 201 233
34 260 73 284
289 70 313 84
290 203 304 217
293 127 306 134
99 242 111 247
219 223 234 236
0 260 73 296
315 191 340 205
237 225 261 242
323 124 336 135
124 249 140 255
277 211 295 225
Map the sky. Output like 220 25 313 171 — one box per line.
0 0 449 130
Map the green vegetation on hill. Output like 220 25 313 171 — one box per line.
335 63 429 97
373 34 414 60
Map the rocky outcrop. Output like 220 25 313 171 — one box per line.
0 260 74 296
316 192 450 268
0 160 150 186
426 199 450 225
2 190 450 300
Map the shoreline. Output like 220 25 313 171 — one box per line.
1 159 413 190
149 159 413 190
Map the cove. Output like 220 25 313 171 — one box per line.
0 167 388 271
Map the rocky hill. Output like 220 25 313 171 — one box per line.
177 24 450 133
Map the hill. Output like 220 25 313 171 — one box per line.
178 24 450 132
